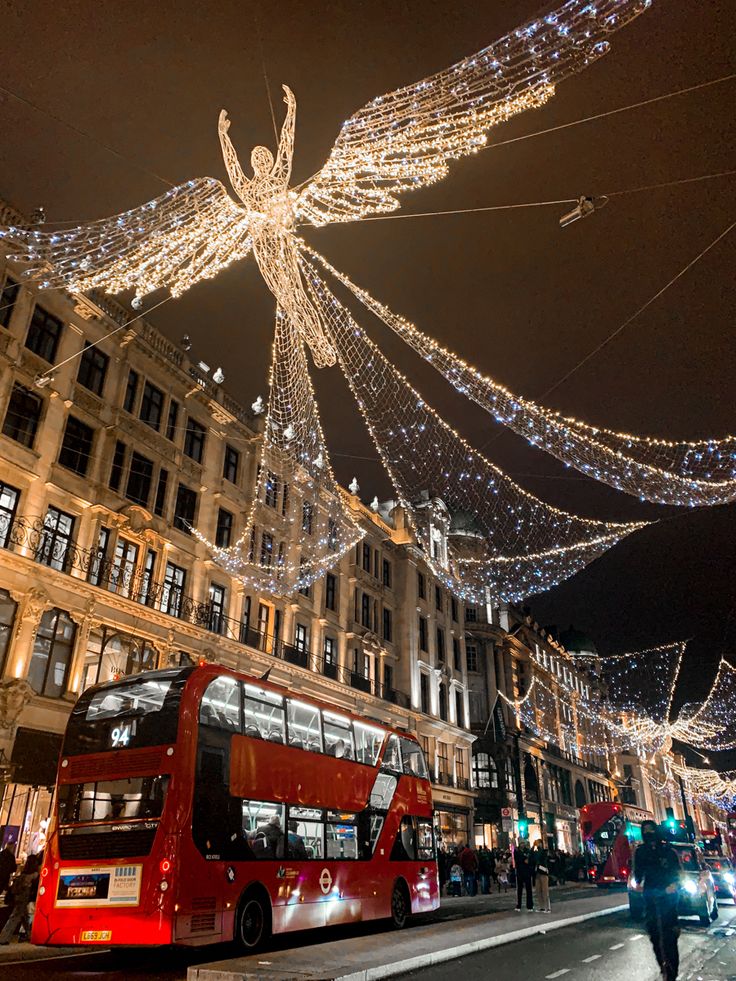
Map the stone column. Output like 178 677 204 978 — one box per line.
6 587 51 682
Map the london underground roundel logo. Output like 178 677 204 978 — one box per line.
319 868 333 894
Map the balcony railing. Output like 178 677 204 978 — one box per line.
1 513 414 709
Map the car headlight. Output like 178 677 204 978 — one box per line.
724 872 735 885
628 876 638 889
681 879 698 896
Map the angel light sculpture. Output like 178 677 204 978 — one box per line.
8 0 729 604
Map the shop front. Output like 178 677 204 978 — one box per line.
0 726 61 860
434 799 472 849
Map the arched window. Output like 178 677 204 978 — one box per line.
472 752 498 790
29 608 76 697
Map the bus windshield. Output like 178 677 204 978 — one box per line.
63 668 194 755
58 775 170 824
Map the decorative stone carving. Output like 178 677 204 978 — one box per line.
0 679 33 730
21 587 51 628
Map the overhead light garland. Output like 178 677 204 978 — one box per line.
1 0 673 599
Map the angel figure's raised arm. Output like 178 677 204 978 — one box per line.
273 84 296 183
219 109 251 200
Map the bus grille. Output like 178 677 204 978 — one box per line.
59 828 157 860
191 896 217 933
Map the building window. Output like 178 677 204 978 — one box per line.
264 471 278 508
25 306 62 363
109 440 126 492
87 526 110 588
420 672 430 714
183 418 206 463
466 643 478 672
455 689 465 728
465 606 477 622
173 483 197 533
437 742 449 779
327 518 338 551
139 381 164 431
361 593 371 629
453 637 461 670
0 589 17 675
382 558 392 588
281 483 289 517
294 622 308 653
109 538 138 598
382 607 393 642
260 531 274 567
435 585 442 611
417 571 426 600
166 399 179 441
209 583 227 634
362 543 371 572
215 508 233 547
438 683 447 721
418 616 428 652
302 502 313 535
2 384 42 448
76 342 109 396
58 416 94 477
451 597 458 621
126 451 154 508
36 506 75 571
28 608 76 698
473 752 498 790
123 369 139 413
160 562 186 618
138 548 157 607
436 627 445 662
0 277 20 328
223 444 239 483
153 468 168 517
504 758 515 793
0 482 20 548
325 573 336 611
323 636 336 667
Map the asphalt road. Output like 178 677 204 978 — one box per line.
4 891 734 980
399 906 736 981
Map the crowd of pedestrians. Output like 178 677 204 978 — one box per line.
437 839 582 912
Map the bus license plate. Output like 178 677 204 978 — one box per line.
80 930 112 942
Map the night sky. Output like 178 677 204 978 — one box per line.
2 2 734 761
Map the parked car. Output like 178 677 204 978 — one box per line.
628 842 718 926
705 856 736 904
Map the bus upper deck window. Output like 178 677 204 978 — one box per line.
380 734 402 774
323 711 355 760
399 736 429 779
287 699 323 754
200 677 241 731
243 685 285 743
354 721 385 766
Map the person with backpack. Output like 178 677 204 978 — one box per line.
0 853 41 945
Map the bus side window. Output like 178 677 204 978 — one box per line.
354 721 385 766
399 737 428 779
391 815 416 861
287 699 323 753
243 685 285 742
326 811 358 860
200 677 241 731
323 711 355 760
242 800 286 859
416 818 435 860
380 734 402 774
289 806 325 860
369 772 397 809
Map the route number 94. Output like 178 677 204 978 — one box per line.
110 724 131 748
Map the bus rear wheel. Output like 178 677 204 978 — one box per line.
236 890 271 952
391 881 410 930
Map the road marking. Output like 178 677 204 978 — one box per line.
582 954 602 962
609 943 625 950
630 934 645 941
545 971 570 979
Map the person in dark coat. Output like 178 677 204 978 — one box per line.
0 853 41 944
632 820 682 981
0 845 16 897
513 840 534 911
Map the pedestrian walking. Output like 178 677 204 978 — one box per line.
632 819 682 981
513 840 534 911
0 853 41 945
478 846 494 894
459 843 479 896
0 844 16 898
533 839 552 912
496 852 510 892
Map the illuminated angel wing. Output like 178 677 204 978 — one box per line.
0 177 251 300
297 0 652 225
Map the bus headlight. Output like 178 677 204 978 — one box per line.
160 880 169 891
681 879 698 896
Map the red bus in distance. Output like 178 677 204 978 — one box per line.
32 665 438 949
579 801 652 885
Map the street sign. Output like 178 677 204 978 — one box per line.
501 817 513 832
501 807 511 818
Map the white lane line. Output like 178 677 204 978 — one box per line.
545 971 570 979
609 942 625 950
582 954 602 962
630 934 645 941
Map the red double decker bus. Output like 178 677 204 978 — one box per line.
32 665 438 949
579 801 652 885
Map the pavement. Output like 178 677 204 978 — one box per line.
187 888 628 981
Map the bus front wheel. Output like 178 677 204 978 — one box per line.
391 881 410 930
235 888 271 952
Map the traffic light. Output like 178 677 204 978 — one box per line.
518 815 529 840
